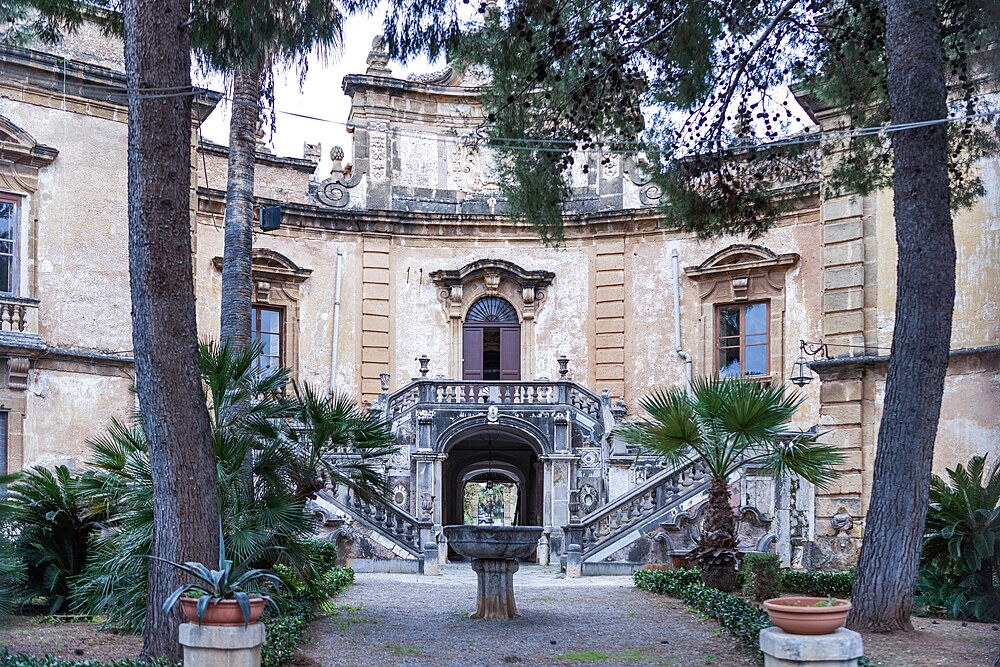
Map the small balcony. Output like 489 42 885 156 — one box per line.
0 296 40 337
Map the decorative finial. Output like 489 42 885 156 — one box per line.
330 145 345 173
366 36 392 77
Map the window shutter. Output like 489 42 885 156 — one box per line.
499 327 521 380
463 327 484 380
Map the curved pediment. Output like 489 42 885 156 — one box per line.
685 244 798 281
211 249 312 284
0 116 58 168
429 259 554 292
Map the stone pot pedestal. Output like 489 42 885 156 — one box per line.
759 627 863 667
179 623 266 667
443 525 544 621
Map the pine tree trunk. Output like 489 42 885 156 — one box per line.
123 0 221 658
847 0 954 633
219 64 263 347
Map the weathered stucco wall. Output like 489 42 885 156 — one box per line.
874 156 1000 350
193 220 363 396
0 99 133 353
621 213 824 427
384 241 592 388
22 369 133 469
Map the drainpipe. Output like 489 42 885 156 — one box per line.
330 246 344 394
671 249 693 393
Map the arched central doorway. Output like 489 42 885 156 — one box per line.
463 297 520 380
443 427 543 560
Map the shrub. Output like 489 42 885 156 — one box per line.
634 569 770 651
261 615 307 667
263 540 353 667
780 569 855 598
0 650 175 667
73 342 390 631
917 455 1000 622
1 466 101 613
0 527 26 617
741 553 781 602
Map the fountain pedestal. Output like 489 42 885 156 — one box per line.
444 525 544 621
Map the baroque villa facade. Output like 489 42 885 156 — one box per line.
0 26 997 574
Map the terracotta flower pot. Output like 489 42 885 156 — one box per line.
762 596 851 635
179 596 265 626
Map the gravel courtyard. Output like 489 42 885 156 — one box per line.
300 564 756 667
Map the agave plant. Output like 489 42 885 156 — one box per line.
917 454 1000 622
619 378 844 591
155 527 282 626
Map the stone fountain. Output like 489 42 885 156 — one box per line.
443 525 544 620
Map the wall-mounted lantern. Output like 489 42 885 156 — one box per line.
790 340 828 387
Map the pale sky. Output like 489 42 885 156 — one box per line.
197 6 436 172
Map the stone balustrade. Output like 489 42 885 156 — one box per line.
0 296 39 335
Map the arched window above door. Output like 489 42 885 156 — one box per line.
467 297 518 323
431 259 555 380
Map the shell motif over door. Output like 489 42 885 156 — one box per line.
463 297 520 380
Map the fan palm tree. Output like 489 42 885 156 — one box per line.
189 1 345 346
619 378 844 591
73 341 392 631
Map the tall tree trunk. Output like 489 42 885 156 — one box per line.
698 478 737 591
123 0 221 658
219 63 263 347
847 0 954 633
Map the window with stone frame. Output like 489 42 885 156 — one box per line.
0 194 20 295
685 244 799 384
717 301 770 378
251 306 284 371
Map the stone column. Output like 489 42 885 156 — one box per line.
413 451 447 563
179 623 266 667
759 627 863 667
546 453 578 555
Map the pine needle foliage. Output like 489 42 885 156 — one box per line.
373 0 998 244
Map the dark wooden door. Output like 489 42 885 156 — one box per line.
499 327 521 380
463 327 484 380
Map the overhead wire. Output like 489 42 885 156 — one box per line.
61 74 1000 158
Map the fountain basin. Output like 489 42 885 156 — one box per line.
443 525 544 620
445 525 544 560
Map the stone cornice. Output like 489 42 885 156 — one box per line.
199 140 317 173
429 260 555 291
810 345 1000 377
0 44 221 122
342 73 485 101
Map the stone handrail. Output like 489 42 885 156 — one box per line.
0 296 39 334
386 379 605 422
319 484 430 558
565 459 711 559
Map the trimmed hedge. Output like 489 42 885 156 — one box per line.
261 560 354 667
0 650 175 667
780 568 855 599
633 569 771 650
